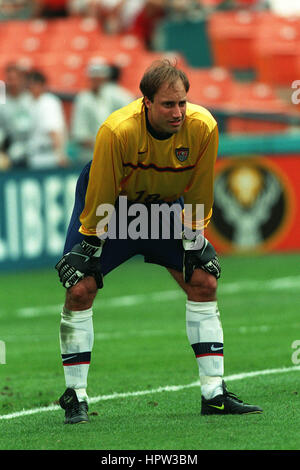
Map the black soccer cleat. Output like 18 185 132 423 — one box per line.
59 388 89 424
201 381 263 415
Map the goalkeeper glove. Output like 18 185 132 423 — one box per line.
55 238 104 289
182 231 221 283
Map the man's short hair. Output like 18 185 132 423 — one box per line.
87 60 111 79
27 69 47 85
139 59 190 102
5 63 24 74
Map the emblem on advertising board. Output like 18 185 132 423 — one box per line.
210 158 291 251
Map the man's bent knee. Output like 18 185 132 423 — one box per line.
168 267 217 302
187 269 217 302
65 276 98 311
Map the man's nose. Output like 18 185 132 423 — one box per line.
172 104 182 118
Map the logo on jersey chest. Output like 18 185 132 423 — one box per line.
175 147 189 162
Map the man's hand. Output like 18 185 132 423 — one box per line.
55 239 104 289
182 233 221 283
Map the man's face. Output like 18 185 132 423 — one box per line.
144 78 187 135
89 76 106 92
5 68 25 96
28 80 44 98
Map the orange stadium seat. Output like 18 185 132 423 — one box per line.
48 16 103 35
27 51 87 92
49 33 103 52
207 10 300 82
228 82 292 111
0 17 104 55
0 18 52 53
41 64 87 93
225 82 294 133
186 67 235 108
0 52 36 78
1 17 188 94
253 18 300 86
0 18 51 38
207 10 259 70
4 31 102 55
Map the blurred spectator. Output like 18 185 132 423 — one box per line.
128 0 166 49
89 0 126 32
0 150 11 171
0 0 35 20
70 1 148 34
267 0 300 16
71 57 134 163
69 0 165 40
168 0 199 14
33 0 69 18
0 63 32 169
204 0 269 9
68 0 93 16
26 70 69 169
234 0 268 8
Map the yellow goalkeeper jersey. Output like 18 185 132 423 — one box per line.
79 98 219 236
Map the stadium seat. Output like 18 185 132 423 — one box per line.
206 10 258 70
229 82 293 111
48 16 103 35
25 51 87 93
0 18 52 54
187 67 235 108
0 18 50 37
0 52 36 79
41 64 87 94
206 10 300 75
0 17 169 93
225 82 294 133
0 17 104 56
253 19 300 86
39 29 104 53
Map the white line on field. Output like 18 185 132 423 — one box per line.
16 275 300 318
4 322 297 344
17 290 183 318
0 365 300 421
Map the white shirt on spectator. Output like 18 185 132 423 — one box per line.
0 91 32 165
267 0 300 15
71 81 134 162
27 92 67 169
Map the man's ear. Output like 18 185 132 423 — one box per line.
144 96 151 109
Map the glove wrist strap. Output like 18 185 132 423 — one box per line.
81 239 103 258
182 230 205 251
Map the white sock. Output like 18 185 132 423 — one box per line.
186 300 224 399
75 388 89 402
59 307 94 401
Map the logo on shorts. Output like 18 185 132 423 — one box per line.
175 147 189 162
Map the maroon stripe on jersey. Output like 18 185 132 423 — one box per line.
123 162 195 173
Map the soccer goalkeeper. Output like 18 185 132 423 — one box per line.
55 59 262 423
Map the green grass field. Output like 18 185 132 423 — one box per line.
1 252 300 451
